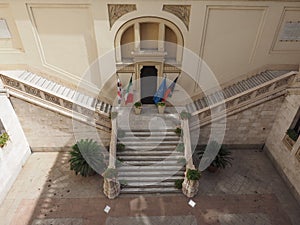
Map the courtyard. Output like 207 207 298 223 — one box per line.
0 149 299 225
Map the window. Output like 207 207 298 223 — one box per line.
283 108 300 150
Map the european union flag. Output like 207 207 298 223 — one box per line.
153 77 167 104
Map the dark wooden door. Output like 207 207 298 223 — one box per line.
140 66 157 104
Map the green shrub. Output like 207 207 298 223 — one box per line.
134 102 142 108
186 169 201 181
286 129 298 142
117 143 125 151
174 179 184 189
180 110 191 120
69 139 105 177
175 127 183 137
197 141 233 169
103 168 118 179
0 132 9 148
157 102 165 106
176 143 184 152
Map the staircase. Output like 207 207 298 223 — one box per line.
116 107 185 194
0 70 112 114
187 70 292 112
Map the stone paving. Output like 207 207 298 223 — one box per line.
0 149 299 225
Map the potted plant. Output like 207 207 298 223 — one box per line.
134 102 142 115
197 141 233 173
116 143 125 151
186 168 201 181
175 127 183 137
174 179 184 189
157 101 166 114
0 132 9 148
69 139 106 177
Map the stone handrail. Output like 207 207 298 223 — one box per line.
190 71 297 130
0 74 111 132
181 118 195 169
108 117 117 168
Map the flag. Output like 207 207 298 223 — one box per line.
153 77 167 104
117 77 122 105
125 75 133 104
163 76 179 101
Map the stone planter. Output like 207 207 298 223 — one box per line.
182 177 199 198
134 107 142 115
103 178 120 199
158 105 165 114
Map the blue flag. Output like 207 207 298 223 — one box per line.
153 77 167 104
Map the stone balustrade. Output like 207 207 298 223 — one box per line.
0 74 111 132
190 71 297 130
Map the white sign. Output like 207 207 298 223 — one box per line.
280 21 300 41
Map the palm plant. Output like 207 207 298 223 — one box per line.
69 139 106 177
197 141 233 170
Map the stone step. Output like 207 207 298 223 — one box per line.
118 170 185 180
121 128 176 137
119 145 179 151
117 160 183 166
118 141 180 146
120 187 181 194
117 150 183 157
118 162 184 172
120 181 176 188
117 155 183 161
119 136 180 141
118 176 183 182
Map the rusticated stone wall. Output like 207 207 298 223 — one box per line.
265 94 300 202
198 96 284 148
10 97 111 151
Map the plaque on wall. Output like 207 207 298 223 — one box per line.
279 21 300 42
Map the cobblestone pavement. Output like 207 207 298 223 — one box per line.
0 149 299 225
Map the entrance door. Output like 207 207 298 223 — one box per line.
140 66 157 104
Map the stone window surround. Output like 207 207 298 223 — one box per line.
114 17 184 64
283 107 300 160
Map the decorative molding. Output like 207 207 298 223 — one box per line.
26 3 99 90
163 5 191 30
270 7 300 54
108 4 136 28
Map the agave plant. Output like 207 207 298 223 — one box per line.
69 139 106 177
197 141 233 169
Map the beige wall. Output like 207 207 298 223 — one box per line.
0 0 299 99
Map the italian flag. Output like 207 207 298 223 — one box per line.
125 75 133 104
